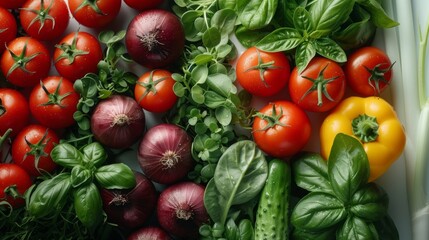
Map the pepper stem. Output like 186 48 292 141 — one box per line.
351 114 379 142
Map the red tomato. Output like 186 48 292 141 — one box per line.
134 69 177 113
1 37 51 88
53 31 103 82
11 124 60 177
0 0 27 9
68 0 121 28
289 57 346 112
0 88 30 138
19 0 69 41
0 163 33 208
29 76 79 129
344 46 393 96
124 0 164 11
0 7 17 53
252 101 311 158
236 47 290 97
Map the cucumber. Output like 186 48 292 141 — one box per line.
254 159 291 240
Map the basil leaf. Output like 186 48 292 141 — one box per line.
295 40 316 73
73 183 103 228
328 133 369 203
293 7 313 34
237 0 278 30
256 27 302 52
336 216 378 240
356 0 399 28
292 227 336 240
292 152 333 194
95 163 136 189
235 25 273 48
204 178 229 224
70 165 92 188
28 173 72 218
291 192 347 231
50 143 83 168
81 142 107 167
309 0 355 36
350 183 388 221
239 219 254 240
214 140 268 205
225 218 240 240
313 38 347 63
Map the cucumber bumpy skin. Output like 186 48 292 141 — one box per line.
254 159 291 240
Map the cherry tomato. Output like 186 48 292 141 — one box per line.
0 0 27 9
53 31 103 82
1 37 51 88
0 7 17 53
344 46 393 96
252 101 311 158
68 0 121 28
0 88 30 138
19 0 69 41
289 57 346 112
29 76 79 129
0 163 33 208
236 47 290 97
124 0 164 11
134 69 177 113
11 124 60 177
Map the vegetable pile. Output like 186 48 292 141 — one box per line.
0 0 406 239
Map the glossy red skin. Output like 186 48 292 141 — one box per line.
20 0 69 41
0 163 33 208
124 0 164 11
0 88 30 138
252 101 312 158
289 57 346 112
0 0 27 9
134 70 178 113
344 46 393 96
54 31 103 82
1 37 51 87
29 76 79 129
68 0 121 28
11 124 60 177
0 7 17 53
236 47 291 97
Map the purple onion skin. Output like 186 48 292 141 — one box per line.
137 123 193 185
125 9 185 69
91 95 145 149
127 226 172 240
100 171 158 230
157 182 209 239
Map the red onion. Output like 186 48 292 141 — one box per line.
137 123 193 184
157 182 209 239
125 9 185 69
127 226 172 240
91 95 145 149
100 171 158 230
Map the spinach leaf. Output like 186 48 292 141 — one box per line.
291 192 347 231
237 0 278 30
336 216 379 240
350 183 388 221
73 183 103 228
214 140 268 205
204 178 229 223
328 133 369 203
219 0 237 10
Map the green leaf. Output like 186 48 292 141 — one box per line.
95 163 136 189
235 25 272 48
191 85 205 104
81 142 107 167
73 183 103 228
214 140 268 205
357 0 399 28
205 91 227 108
314 38 347 63
215 106 232 126
291 192 347 231
350 183 388 221
98 31 115 44
309 0 355 36
204 178 229 223
295 40 316 73
70 165 92 188
182 10 203 40
238 0 278 30
336 216 378 240
207 73 235 97
219 0 237 10
50 143 83 168
374 215 400 240
292 227 336 240
191 64 209 84
216 44 233 59
211 9 237 38
173 82 186 97
225 218 240 240
239 219 254 240
292 152 333 194
203 27 221 48
293 7 313 34
194 54 213 65
328 133 370 203
256 27 302 52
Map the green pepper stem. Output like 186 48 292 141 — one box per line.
351 114 379 142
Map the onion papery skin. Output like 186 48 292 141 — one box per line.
125 9 185 69
137 123 193 185
127 226 172 240
100 171 158 230
91 95 145 149
156 182 209 239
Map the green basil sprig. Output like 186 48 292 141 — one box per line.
291 133 399 240
27 142 136 228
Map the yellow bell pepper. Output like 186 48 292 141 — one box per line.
320 96 406 182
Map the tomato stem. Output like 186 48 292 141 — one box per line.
6 40 42 77
351 114 379 142
300 63 337 106
40 78 73 108
364 62 395 95
54 31 90 64
20 0 55 34
0 128 12 149
253 103 287 131
245 49 279 87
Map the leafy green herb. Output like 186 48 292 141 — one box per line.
237 0 278 30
